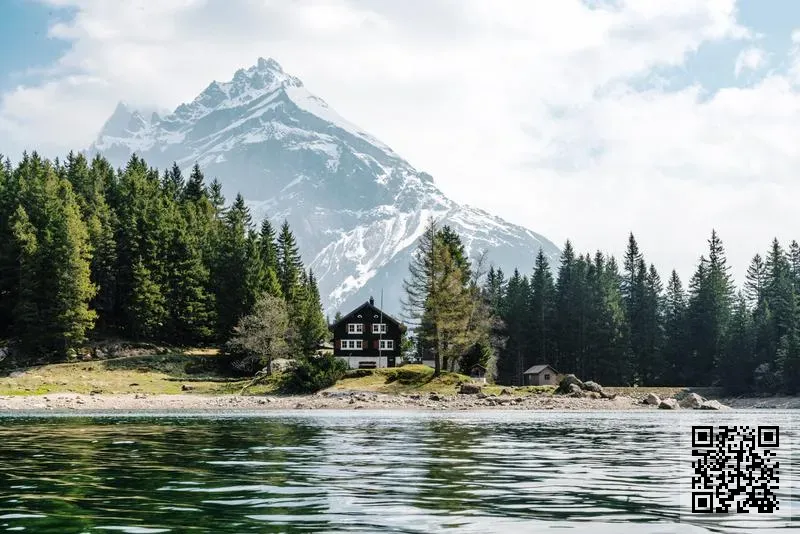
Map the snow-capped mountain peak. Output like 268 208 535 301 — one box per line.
89 57 559 315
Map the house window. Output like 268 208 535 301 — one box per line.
347 323 363 334
379 339 394 350
372 323 387 334
544 373 550 380
342 339 363 350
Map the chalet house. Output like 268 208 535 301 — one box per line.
523 364 560 386
330 297 405 369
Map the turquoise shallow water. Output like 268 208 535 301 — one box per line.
0 410 796 533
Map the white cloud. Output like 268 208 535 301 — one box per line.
734 47 766 76
1 0 798 285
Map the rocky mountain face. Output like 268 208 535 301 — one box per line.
88 57 560 316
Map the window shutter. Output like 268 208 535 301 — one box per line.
374 340 379 349
336 339 341 350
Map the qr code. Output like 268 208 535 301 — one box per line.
691 425 779 514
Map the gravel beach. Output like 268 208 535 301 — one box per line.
0 390 656 412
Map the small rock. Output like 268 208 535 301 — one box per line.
499 388 512 396
354 405 365 410
180 384 193 392
585 391 601 399
568 383 583 397
679 392 705 409
429 393 442 401
459 383 482 395
699 400 729 411
643 393 661 406
658 398 679 410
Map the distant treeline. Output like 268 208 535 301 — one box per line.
0 152 327 364
487 233 800 394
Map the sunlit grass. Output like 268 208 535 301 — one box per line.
0 352 253 396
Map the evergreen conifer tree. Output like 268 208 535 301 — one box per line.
276 220 304 303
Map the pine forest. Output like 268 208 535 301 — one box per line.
1 151 798 395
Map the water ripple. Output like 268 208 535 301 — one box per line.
0 411 796 533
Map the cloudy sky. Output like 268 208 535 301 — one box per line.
1 0 799 285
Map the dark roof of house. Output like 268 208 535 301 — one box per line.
523 364 558 375
330 299 403 329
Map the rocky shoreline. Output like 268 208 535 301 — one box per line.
0 389 768 413
0 391 649 412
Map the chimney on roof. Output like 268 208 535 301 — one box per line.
369 296 375 306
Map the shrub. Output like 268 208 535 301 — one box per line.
344 368 374 379
280 354 348 394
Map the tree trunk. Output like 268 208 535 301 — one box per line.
434 330 442 376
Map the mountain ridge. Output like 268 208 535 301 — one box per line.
88 57 560 316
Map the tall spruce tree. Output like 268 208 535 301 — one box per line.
183 163 206 202
276 220 303 303
765 239 795 357
297 270 329 355
686 231 735 385
497 269 530 385
528 249 556 374
663 270 688 384
258 219 282 298
213 194 261 338
721 293 756 394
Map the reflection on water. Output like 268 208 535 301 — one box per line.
0 411 796 533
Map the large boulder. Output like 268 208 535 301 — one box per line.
557 374 585 394
658 398 680 410
679 392 705 409
568 383 584 397
583 381 603 393
699 400 729 411
459 383 482 395
643 393 661 406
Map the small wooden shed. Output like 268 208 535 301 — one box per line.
523 364 559 386
469 364 487 384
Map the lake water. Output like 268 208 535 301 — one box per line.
0 410 796 533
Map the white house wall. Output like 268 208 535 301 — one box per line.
338 356 390 369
